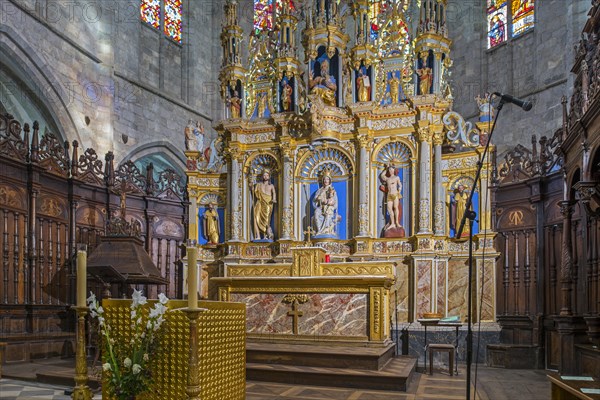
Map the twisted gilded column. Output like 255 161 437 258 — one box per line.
417 126 433 234
280 142 294 240
433 130 445 236
357 134 370 237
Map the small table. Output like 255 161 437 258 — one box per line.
547 371 600 400
417 319 462 375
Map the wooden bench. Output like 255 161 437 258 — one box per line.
428 343 455 376
547 371 600 400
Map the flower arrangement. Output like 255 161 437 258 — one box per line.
87 290 169 400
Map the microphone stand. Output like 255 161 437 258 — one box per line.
456 97 505 400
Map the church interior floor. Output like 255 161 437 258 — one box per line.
1 360 551 399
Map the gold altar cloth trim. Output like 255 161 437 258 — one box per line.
225 261 396 278
101 299 246 400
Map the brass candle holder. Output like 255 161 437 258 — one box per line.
183 307 207 400
72 305 93 400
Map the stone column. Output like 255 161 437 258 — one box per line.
229 148 243 241
357 134 370 237
417 126 433 235
280 142 294 240
433 130 445 236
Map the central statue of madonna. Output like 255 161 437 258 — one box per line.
312 167 340 238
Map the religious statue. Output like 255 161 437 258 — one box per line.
451 184 470 238
309 57 337 107
202 202 220 244
193 121 205 154
312 168 340 238
228 90 241 119
379 165 405 238
281 79 293 112
475 92 494 122
205 137 223 172
416 55 433 95
184 119 197 151
388 73 401 104
258 93 268 118
356 67 371 102
253 169 277 241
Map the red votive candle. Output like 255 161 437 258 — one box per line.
325 255 331 263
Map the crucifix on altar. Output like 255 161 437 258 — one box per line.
283 294 309 335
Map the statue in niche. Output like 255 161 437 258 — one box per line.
388 72 401 104
202 202 220 245
379 165 405 238
356 66 371 102
281 78 293 112
228 89 242 119
205 137 223 172
253 169 277 241
450 184 470 239
258 93 268 117
416 54 433 95
309 56 337 107
312 168 340 238
184 119 197 151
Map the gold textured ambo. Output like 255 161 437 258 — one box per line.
101 299 246 400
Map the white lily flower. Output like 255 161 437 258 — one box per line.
102 362 111 371
123 358 132 368
87 292 96 305
143 353 149 362
132 364 142 375
158 293 169 305
96 306 104 315
147 321 152 330
131 310 137 319
131 289 147 307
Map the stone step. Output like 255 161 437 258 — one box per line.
246 356 417 392
247 341 396 370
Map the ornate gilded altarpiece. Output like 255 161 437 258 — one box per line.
186 0 499 345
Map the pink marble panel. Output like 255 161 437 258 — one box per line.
393 262 410 322
479 260 495 321
416 260 432 318
299 294 367 337
230 293 292 334
447 258 469 321
437 261 446 316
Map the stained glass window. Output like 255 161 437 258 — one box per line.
511 0 534 37
487 0 508 49
164 0 182 43
141 0 160 29
254 0 274 34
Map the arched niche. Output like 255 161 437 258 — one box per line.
244 152 280 241
197 192 226 245
295 146 353 240
372 141 413 237
448 175 478 239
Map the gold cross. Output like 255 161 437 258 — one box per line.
287 300 304 335
303 226 315 246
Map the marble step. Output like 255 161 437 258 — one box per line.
247 356 417 392
247 341 396 370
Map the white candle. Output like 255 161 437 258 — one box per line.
187 246 198 309
76 249 87 307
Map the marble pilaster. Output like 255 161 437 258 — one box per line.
280 143 294 240
357 135 370 237
229 149 242 241
417 126 433 234
433 131 445 236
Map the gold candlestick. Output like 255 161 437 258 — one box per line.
72 306 92 400
183 307 207 400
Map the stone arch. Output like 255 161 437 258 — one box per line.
0 26 80 144
295 145 354 181
120 141 186 176
371 138 416 165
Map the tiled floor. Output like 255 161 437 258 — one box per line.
1 366 551 400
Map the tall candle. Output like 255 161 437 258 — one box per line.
76 249 87 307
187 245 198 309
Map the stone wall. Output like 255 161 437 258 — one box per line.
447 0 590 152
0 0 223 167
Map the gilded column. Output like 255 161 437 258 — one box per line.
417 126 433 234
433 130 445 236
357 134 370 237
280 142 294 240
229 147 242 241
188 193 198 242
433 52 442 94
